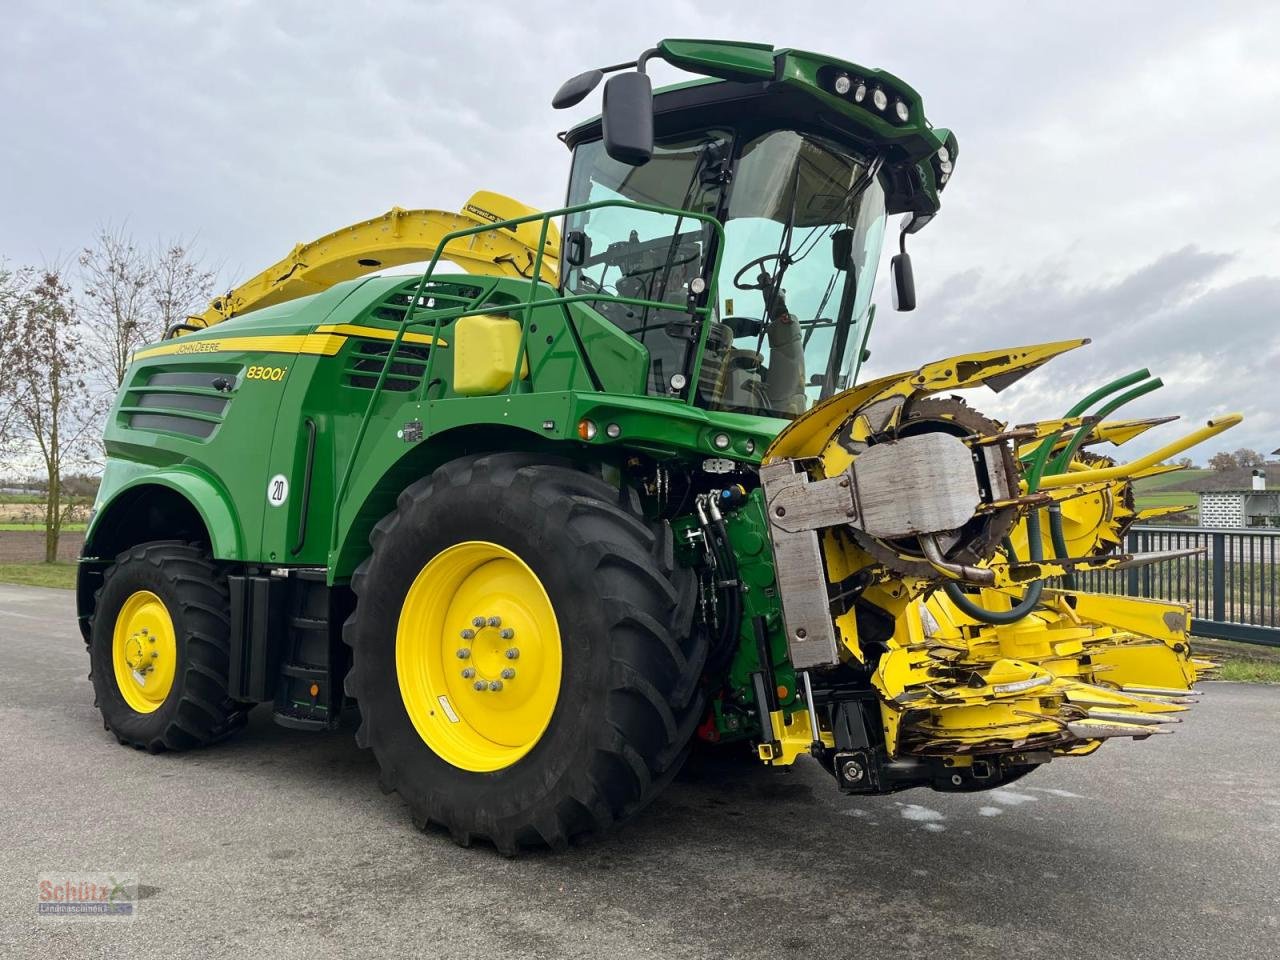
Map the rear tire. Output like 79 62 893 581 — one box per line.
344 453 705 854
89 542 248 752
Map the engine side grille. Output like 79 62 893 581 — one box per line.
120 369 234 440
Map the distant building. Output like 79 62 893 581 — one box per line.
1198 471 1280 528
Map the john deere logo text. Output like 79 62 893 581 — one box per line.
174 340 221 355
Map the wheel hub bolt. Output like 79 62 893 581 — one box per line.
455 648 471 659
505 648 519 660
472 616 486 628
499 628 514 640
461 667 475 679
501 668 515 680
460 628 475 640
486 616 502 627
473 680 487 691
488 680 503 692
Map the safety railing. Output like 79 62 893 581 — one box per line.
329 197 727 550
1075 525 1280 646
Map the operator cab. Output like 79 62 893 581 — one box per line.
561 82 891 420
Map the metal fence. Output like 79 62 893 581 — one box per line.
1075 525 1280 646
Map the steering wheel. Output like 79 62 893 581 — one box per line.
733 253 789 291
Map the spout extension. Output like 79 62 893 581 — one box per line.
1038 415 1243 490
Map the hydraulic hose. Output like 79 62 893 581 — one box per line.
1020 368 1150 470
943 509 1046 625
1046 376 1163 588
703 506 743 677
1049 377 1164 476
943 369 1153 625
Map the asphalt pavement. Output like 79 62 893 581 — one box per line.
1 583 1277 960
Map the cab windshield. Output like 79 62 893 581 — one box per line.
561 128 886 417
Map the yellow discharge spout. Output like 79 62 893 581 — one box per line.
1037 415 1242 490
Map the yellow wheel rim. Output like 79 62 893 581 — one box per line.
396 541 563 772
111 590 178 714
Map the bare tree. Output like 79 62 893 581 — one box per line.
79 225 152 388
150 237 216 338
1233 448 1265 469
0 269 94 563
0 262 26 450
1208 451 1237 472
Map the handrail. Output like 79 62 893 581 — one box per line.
328 197 728 555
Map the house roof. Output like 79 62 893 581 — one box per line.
1199 489 1278 495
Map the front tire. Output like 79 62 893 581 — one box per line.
89 542 247 752
344 453 705 854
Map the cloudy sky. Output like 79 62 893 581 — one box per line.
2 1 1276 459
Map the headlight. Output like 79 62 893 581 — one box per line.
937 145 950 164
853 82 867 103
872 88 888 111
834 73 851 95
894 100 909 122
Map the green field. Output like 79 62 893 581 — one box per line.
1195 637 1280 683
0 522 87 532
1130 468 1205 519
1134 468 1209 491
1132 489 1197 516
0 562 77 589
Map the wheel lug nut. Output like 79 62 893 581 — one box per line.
472 616 486 628
501 668 515 680
460 628 475 640
456 648 471 659
461 667 475 679
151 651 159 659
505 648 519 660
487 616 502 627
499 628 514 639
488 680 503 691
473 680 487 691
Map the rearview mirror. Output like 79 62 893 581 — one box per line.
831 228 854 271
602 72 654 166
565 230 592 267
891 253 915 311
552 69 604 109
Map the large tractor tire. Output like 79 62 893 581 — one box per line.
89 542 248 752
344 453 705 854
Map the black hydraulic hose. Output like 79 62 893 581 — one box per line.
705 518 743 675
1048 504 1075 590
943 510 1046 625
1043 376 1162 591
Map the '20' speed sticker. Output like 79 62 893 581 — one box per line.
267 474 289 507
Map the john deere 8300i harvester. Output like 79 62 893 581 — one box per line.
81 40 1239 853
